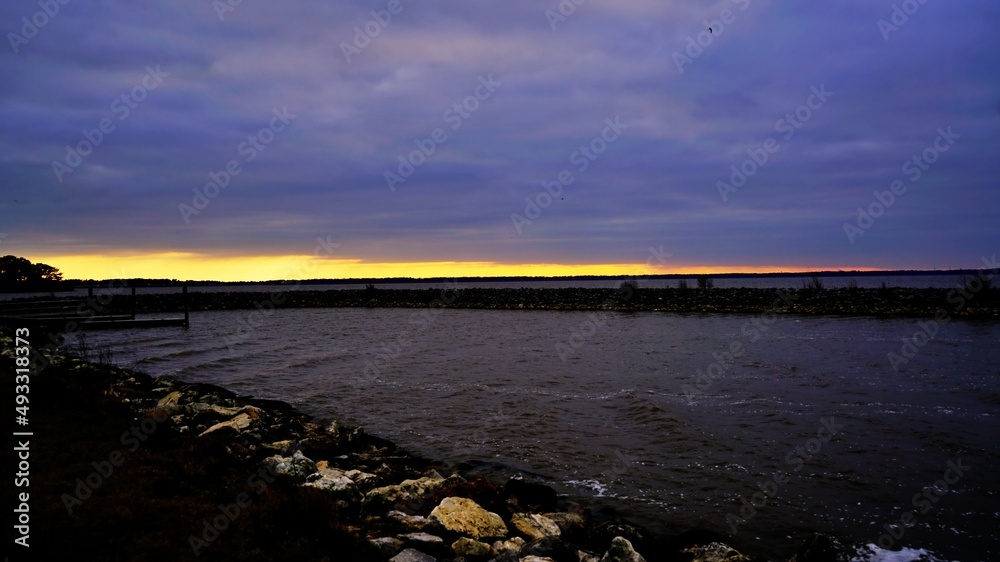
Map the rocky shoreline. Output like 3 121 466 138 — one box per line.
22 283 1000 319
1 330 915 561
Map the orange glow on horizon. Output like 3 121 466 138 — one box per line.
27 252 885 282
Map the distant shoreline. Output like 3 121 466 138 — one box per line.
6 285 998 322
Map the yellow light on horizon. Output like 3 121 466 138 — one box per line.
27 252 884 282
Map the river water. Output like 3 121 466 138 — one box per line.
63 306 999 561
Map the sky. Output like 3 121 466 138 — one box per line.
1 0 998 281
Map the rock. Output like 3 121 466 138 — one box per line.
578 551 601 562
156 390 185 412
492 536 525 556
451 537 495 558
389 548 437 562
345 468 377 484
303 467 360 504
545 512 586 534
240 404 266 420
428 497 508 541
520 557 557 562
260 450 318 482
521 536 577 561
264 439 296 453
510 513 560 541
188 402 242 418
600 536 646 562
399 532 445 548
389 510 430 531
365 471 453 509
486 551 518 562
370 536 404 558
198 412 254 437
504 478 559 512
680 542 750 562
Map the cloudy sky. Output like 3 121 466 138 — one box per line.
1 0 997 280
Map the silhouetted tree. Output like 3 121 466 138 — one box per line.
0 255 64 287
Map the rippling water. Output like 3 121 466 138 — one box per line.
66 307 1000 561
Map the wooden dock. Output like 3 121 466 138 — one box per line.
0 285 189 330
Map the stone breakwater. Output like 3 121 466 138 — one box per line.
3 330 873 561
68 285 1000 319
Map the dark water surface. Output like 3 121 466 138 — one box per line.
67 308 1000 561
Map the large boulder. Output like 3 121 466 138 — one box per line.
510 513 561 541
428 497 508 541
545 511 586 534
260 450 317 482
365 471 460 510
600 536 646 562
303 467 361 505
156 390 185 412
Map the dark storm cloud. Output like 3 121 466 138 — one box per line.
0 0 997 270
